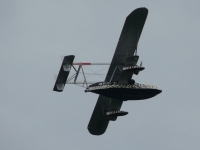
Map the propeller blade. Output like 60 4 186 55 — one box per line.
135 30 140 55
60 55 65 61
140 61 143 67
54 74 58 81
138 61 143 75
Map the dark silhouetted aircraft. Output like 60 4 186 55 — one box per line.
53 7 162 135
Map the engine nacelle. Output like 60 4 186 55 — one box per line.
106 111 128 117
122 65 145 75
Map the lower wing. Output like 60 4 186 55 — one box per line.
87 95 123 135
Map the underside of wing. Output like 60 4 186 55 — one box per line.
104 8 148 121
87 95 111 135
88 8 148 135
87 96 125 135
105 8 148 82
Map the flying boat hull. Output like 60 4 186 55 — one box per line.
85 82 162 100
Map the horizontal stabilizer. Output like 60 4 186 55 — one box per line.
53 55 75 92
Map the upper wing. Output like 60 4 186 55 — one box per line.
87 8 148 135
105 8 148 82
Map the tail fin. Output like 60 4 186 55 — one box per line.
53 55 75 92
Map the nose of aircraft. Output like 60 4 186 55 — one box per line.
156 89 162 95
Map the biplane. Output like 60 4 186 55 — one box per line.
53 7 162 135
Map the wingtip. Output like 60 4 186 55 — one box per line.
127 7 148 18
87 126 106 136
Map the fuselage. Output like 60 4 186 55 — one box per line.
85 82 162 100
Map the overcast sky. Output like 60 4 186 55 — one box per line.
1 1 200 150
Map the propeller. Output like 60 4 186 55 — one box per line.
54 74 58 81
137 61 143 75
135 30 140 56
140 61 143 67
60 55 65 61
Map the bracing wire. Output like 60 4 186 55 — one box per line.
84 66 108 79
